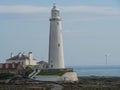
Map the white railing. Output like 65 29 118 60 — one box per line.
28 70 36 78
31 70 41 79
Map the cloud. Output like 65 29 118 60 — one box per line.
61 6 120 15
0 5 119 15
0 5 119 23
0 5 50 13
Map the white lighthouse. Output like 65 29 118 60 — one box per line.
30 5 78 82
48 4 65 69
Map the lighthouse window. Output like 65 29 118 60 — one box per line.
58 43 60 47
54 12 57 16
56 11 59 16
51 65 53 68
57 22 59 25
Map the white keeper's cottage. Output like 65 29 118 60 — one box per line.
6 52 36 66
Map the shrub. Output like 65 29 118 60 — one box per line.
24 66 33 77
0 72 15 79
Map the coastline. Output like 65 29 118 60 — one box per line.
0 76 120 90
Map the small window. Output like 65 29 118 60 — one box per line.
58 43 60 47
55 12 57 16
57 22 59 25
51 65 53 68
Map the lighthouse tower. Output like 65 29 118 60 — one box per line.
48 4 65 69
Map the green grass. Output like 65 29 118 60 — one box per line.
38 69 69 76
0 72 15 79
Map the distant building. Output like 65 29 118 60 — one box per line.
0 52 36 70
35 61 48 69
6 52 36 66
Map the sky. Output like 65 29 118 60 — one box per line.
0 0 120 66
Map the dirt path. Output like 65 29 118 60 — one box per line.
51 84 63 90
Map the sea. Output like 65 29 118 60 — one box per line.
71 65 120 76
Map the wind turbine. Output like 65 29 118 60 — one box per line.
105 53 110 65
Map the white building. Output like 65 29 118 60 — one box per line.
6 52 36 66
34 61 48 70
48 4 65 69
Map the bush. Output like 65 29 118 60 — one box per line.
0 72 15 79
24 66 33 77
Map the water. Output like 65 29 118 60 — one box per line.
72 65 120 76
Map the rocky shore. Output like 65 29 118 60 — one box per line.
0 76 120 90
62 76 120 90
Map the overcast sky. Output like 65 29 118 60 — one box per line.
0 0 120 66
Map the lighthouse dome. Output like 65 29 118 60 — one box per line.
52 4 60 11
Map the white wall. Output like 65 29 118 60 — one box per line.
6 59 36 66
33 72 78 82
34 75 61 81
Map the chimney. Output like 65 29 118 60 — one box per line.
18 52 22 58
11 52 14 58
28 52 33 60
